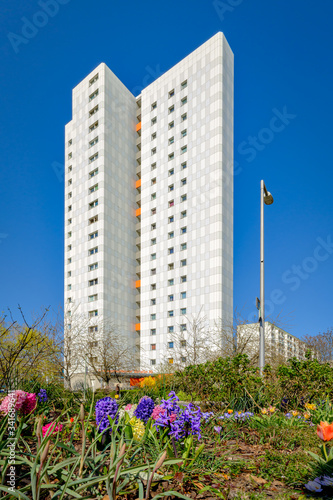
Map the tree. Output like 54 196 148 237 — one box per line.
83 320 137 387
0 307 60 390
302 328 333 363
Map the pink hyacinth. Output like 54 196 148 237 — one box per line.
124 404 133 411
0 390 37 415
152 405 165 420
42 422 63 437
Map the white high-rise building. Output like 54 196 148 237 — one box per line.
64 32 234 371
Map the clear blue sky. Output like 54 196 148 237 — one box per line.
1 0 332 338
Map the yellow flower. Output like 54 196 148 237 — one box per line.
261 408 268 415
305 403 316 411
304 412 311 420
140 376 156 389
227 409 233 414
129 417 145 441
291 410 299 417
115 394 119 399
269 406 276 413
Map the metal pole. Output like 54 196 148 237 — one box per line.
259 180 265 375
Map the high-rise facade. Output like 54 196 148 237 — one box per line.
64 32 233 371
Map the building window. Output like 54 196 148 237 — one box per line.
180 227 187 234
89 168 98 178
68 165 72 172
89 215 98 225
89 184 98 193
180 308 187 315
89 89 99 101
181 178 187 186
68 271 71 277
169 121 174 129
151 238 156 245
181 129 187 138
88 294 98 302
181 146 187 154
89 121 98 132
181 340 187 347
181 243 187 250
168 358 174 364
168 326 174 333
89 200 98 209
168 342 174 349
67 258 72 264
168 200 174 208
151 223 156 230
181 96 187 106
168 247 174 254
151 268 156 276
151 298 156 305
151 283 156 290
89 231 98 240
89 137 99 148
68 218 72 225
89 74 99 86
68 152 72 159
151 328 156 335
68 205 72 212
89 105 98 117
67 297 72 303
181 211 187 219
169 137 174 145
151 132 157 140
151 102 157 110
181 80 187 89
181 162 187 170
181 259 187 267
151 177 156 185
151 208 156 215
151 253 156 260
168 153 174 161
150 343 156 350
151 117 157 125
67 244 72 251
181 356 186 363
181 113 187 121
151 162 157 170
89 153 99 163
168 310 174 317
151 314 156 320
89 263 98 271
68 179 72 186
150 359 156 365
169 105 174 114
151 148 156 155
168 168 174 176
68 139 72 146
89 310 98 317
168 294 174 301
168 216 174 223
67 284 71 290
168 231 174 239
89 247 98 255
68 192 72 199
168 279 174 286
181 291 186 299
68 231 72 238
169 89 175 98
168 263 174 270
89 278 98 286
181 194 187 202
169 184 174 192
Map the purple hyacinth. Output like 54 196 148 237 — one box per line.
134 396 155 423
202 411 214 422
37 389 48 402
154 392 181 430
169 402 203 441
95 397 119 434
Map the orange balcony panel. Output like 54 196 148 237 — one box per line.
135 207 141 217
135 323 140 331
136 122 142 132
135 179 141 189
135 280 141 288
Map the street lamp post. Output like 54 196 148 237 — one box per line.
259 180 274 376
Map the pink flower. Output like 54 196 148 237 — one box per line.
152 405 165 420
124 404 133 411
0 390 37 415
42 422 63 438
169 412 177 423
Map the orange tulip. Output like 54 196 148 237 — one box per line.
317 421 333 441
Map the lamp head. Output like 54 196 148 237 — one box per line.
264 191 274 205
